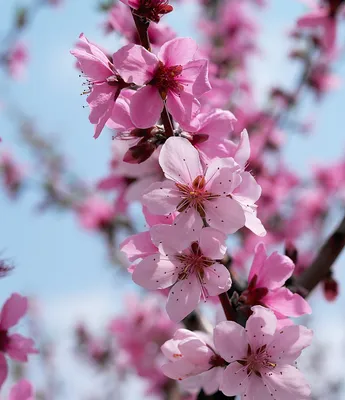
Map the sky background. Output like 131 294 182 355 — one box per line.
1 0 345 398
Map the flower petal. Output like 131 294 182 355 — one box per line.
220 362 248 396
0 293 27 330
263 365 311 400
120 231 157 262
130 85 163 128
132 254 178 290
158 37 197 66
113 43 158 84
166 276 201 322
246 306 276 349
204 263 232 296
6 334 37 362
268 325 313 364
9 379 34 400
204 197 246 234
199 227 227 259
0 353 8 389
142 180 181 215
263 287 312 317
159 137 203 185
214 321 247 362
166 91 201 131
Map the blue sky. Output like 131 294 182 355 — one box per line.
1 0 345 397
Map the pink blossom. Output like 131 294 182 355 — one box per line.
113 38 211 129
120 0 173 23
105 2 176 47
128 223 232 321
0 151 24 198
109 294 178 394
296 1 344 54
8 379 34 400
76 195 114 231
0 294 38 388
240 243 312 325
179 109 237 162
161 329 225 395
214 306 313 398
71 34 132 138
7 42 29 80
143 136 266 236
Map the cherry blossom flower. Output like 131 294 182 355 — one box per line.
0 151 24 198
297 0 345 54
76 195 114 231
161 329 225 395
113 38 211 129
0 294 38 388
71 34 132 138
105 2 176 47
240 243 311 325
143 136 266 236
8 379 35 400
127 222 231 321
214 306 312 398
7 42 29 80
120 0 173 23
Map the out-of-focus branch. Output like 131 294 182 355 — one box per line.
297 214 345 295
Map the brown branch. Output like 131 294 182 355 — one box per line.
218 292 236 321
297 214 345 295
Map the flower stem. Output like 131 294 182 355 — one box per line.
218 292 236 321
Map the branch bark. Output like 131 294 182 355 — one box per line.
297 214 345 295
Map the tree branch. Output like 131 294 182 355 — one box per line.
297 214 345 295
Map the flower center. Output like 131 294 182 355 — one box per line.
238 345 276 377
0 330 10 352
135 0 173 23
175 241 214 283
151 61 184 99
175 175 219 217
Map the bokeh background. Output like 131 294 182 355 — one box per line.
1 0 345 398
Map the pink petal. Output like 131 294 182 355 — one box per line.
234 129 250 167
248 243 267 284
9 379 34 400
220 362 248 396
6 334 37 362
173 207 203 243
142 180 181 215
161 337 182 360
198 109 237 138
158 37 197 66
166 91 201 131
246 306 276 349
297 11 328 28
132 254 178 290
178 59 211 97
323 18 336 53
263 287 312 317
268 325 313 364
214 321 247 362
243 209 266 237
204 197 246 234
201 367 223 395
120 231 157 262
130 85 163 128
97 175 124 190
150 224 189 254
242 374 271 399
233 172 262 204
205 158 241 195
119 0 139 8
106 93 133 131
0 293 27 330
113 43 158 85
159 137 203 184
263 365 311 400
161 358 196 380
179 338 213 365
256 252 295 290
0 352 8 389
199 227 227 259
204 263 232 296
166 276 201 322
